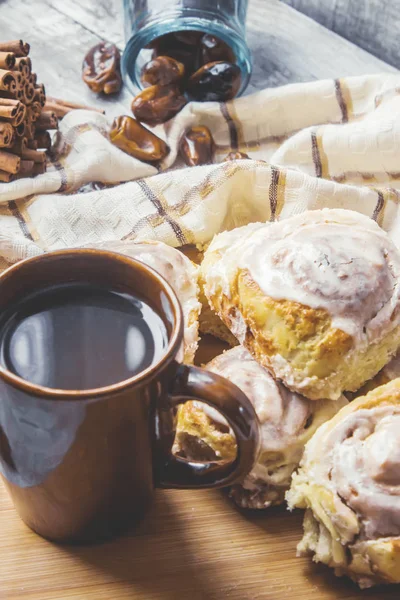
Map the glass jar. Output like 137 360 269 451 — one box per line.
122 0 252 98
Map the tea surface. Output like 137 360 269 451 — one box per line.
0 284 168 390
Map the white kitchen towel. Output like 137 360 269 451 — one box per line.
0 73 400 271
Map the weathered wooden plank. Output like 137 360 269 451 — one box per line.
0 0 132 119
39 0 397 99
49 0 125 49
282 0 400 69
244 0 396 94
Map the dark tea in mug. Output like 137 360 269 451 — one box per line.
0 283 168 390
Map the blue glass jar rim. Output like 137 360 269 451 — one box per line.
122 16 252 97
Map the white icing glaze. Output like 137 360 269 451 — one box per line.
303 405 400 540
197 346 346 492
203 221 267 298
227 308 247 344
204 209 400 344
81 240 201 362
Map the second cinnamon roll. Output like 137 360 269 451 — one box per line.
201 209 400 400
174 346 347 508
287 378 400 588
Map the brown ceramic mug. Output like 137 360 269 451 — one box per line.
0 249 259 543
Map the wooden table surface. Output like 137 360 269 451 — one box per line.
0 1 399 598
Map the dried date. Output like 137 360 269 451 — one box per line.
110 115 169 163
179 126 214 166
131 84 187 126
141 56 185 87
82 42 122 95
200 34 235 65
150 32 200 77
187 61 241 102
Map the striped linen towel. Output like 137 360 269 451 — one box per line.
0 73 400 270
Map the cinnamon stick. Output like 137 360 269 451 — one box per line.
15 159 34 178
32 162 46 176
0 40 30 58
0 150 20 174
16 160 45 178
10 136 27 153
30 72 37 86
13 57 27 73
24 83 35 105
0 98 26 126
22 67 30 82
44 96 105 117
33 84 46 107
0 69 17 92
19 85 28 105
0 169 13 182
0 122 15 148
34 130 51 150
27 101 41 122
0 52 16 70
15 121 26 137
0 97 19 118
14 71 23 89
31 101 41 118
24 121 35 140
43 101 70 118
27 139 38 150
13 57 31 79
14 107 27 126
1 88 23 101
21 148 46 163
36 111 58 130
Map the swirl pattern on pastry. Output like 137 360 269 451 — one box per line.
201 209 400 399
174 346 347 508
81 240 201 364
287 378 400 588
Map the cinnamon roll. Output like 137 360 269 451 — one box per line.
355 350 400 397
287 378 400 588
174 346 347 508
201 209 400 400
82 240 201 364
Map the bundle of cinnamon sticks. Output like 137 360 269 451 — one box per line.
0 39 57 182
0 39 107 183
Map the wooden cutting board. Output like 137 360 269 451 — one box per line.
1 336 399 600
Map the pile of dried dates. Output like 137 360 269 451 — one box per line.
83 33 248 167
133 31 242 126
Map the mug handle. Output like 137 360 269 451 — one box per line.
156 364 259 489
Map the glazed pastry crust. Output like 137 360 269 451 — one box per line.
355 351 400 397
178 245 236 345
287 379 400 588
198 278 238 347
174 346 346 509
174 401 237 462
201 210 400 400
